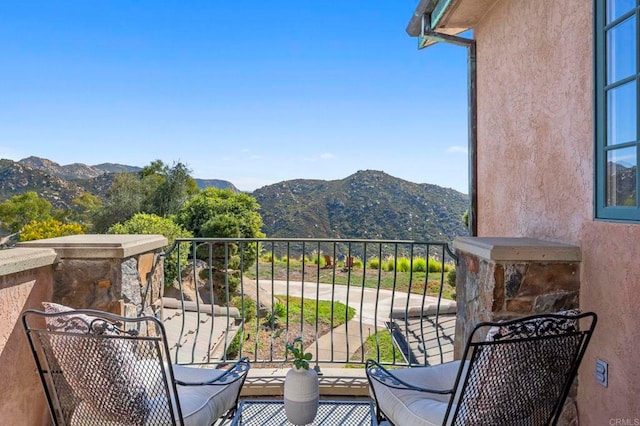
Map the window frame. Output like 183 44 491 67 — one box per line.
594 0 640 221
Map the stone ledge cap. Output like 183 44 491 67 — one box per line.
17 234 168 259
453 237 581 262
0 247 57 277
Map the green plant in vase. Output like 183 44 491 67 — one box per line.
285 337 313 370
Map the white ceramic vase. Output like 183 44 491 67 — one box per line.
283 366 319 425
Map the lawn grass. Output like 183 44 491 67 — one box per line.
347 329 405 367
361 330 404 363
283 296 356 326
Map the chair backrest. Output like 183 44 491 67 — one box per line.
446 312 597 426
22 306 183 426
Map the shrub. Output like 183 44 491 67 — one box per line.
447 269 457 287
263 302 286 329
19 219 86 242
368 257 380 270
396 257 411 272
261 252 276 262
428 257 443 273
352 257 363 269
412 257 427 273
230 296 257 322
382 257 395 272
226 330 244 358
311 252 326 267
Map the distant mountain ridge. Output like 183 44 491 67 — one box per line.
0 157 239 208
17 156 239 192
0 159 86 210
0 157 469 242
253 170 468 242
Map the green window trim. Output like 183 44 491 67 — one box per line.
595 0 640 221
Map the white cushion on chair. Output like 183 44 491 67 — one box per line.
71 362 242 425
369 361 466 426
172 364 243 426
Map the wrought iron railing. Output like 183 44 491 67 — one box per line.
162 238 457 372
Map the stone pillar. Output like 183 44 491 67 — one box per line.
452 237 582 425
452 237 581 357
18 234 168 318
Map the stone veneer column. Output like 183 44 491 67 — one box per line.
452 237 582 425
18 234 168 318
452 237 581 358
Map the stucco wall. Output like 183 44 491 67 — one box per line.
474 0 640 423
0 265 54 425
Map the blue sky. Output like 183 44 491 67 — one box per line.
0 1 469 194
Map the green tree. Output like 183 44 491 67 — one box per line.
177 188 265 301
58 193 104 225
146 161 198 217
108 213 193 286
91 173 146 232
178 188 264 242
0 191 52 234
91 160 198 232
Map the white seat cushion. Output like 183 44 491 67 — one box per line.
172 364 243 426
369 361 466 426
71 363 242 425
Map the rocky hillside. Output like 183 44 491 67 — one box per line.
0 159 86 209
15 156 238 193
93 163 142 174
253 170 468 242
194 179 239 192
0 158 468 243
19 156 105 180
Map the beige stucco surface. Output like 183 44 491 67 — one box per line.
474 0 640 423
0 265 54 425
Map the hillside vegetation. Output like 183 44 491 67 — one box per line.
254 170 468 242
0 157 468 243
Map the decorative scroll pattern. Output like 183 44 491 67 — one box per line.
488 310 580 342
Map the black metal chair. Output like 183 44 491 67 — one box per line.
366 311 597 426
22 302 250 425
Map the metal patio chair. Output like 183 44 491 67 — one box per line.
366 311 597 426
22 302 250 426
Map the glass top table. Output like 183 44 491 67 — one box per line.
230 399 378 425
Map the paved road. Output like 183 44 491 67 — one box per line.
257 279 456 327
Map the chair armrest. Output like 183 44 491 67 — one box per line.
176 357 250 386
365 359 453 396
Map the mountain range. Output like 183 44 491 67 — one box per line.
252 170 468 241
0 157 469 241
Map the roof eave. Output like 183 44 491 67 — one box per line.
406 0 498 46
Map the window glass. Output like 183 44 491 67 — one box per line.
607 80 637 146
606 147 637 206
607 0 635 23
607 16 636 84
596 1 639 220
